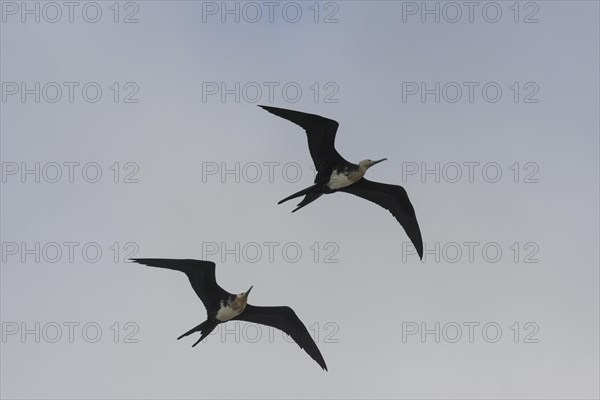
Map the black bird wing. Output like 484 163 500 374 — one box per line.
259 105 348 172
131 258 230 312
234 304 328 371
339 179 424 259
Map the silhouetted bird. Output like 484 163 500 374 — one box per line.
131 258 328 370
259 105 423 259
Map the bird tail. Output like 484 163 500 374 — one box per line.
292 192 323 213
278 184 318 205
178 320 218 347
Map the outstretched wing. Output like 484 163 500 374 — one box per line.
235 304 328 371
130 258 230 311
259 105 348 171
339 179 424 259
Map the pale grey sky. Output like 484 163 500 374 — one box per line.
1 1 599 399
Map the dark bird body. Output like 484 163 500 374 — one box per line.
259 105 424 259
131 258 327 370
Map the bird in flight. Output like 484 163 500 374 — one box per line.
259 105 424 259
131 258 328 370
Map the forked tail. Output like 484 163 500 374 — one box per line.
292 192 323 213
278 184 318 205
178 320 218 347
278 184 323 213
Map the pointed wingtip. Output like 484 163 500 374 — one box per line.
259 105 280 114
316 355 328 371
129 258 152 265
417 244 423 260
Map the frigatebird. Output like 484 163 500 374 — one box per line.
259 105 424 259
130 258 328 370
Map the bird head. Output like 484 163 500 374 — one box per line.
359 158 387 170
237 286 253 305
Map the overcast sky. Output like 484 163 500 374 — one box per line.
1 1 599 399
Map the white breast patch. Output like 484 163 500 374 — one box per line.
327 170 353 190
216 304 241 321
327 171 356 190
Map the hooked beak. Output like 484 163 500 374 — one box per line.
371 158 387 167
